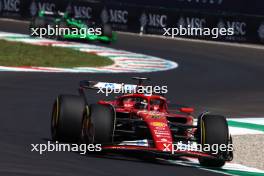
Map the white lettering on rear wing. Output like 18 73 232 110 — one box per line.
93 82 137 93
79 81 166 96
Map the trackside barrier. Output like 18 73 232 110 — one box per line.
0 0 264 44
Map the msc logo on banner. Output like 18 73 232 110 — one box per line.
74 6 92 19
66 4 92 19
2 0 20 12
258 23 264 42
140 12 167 28
178 17 206 28
218 20 246 35
101 8 128 24
30 1 55 17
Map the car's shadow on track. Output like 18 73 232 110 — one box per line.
41 137 196 169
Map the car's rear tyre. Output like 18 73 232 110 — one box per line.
80 104 115 144
47 22 57 39
51 95 85 142
100 24 113 44
55 21 67 40
102 24 113 38
33 17 46 28
29 17 46 37
197 114 229 167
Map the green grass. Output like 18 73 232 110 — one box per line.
0 40 114 68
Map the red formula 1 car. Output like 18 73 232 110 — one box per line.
51 77 233 167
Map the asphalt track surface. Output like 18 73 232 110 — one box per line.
1 19 264 176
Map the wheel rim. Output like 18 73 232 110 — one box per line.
81 110 95 144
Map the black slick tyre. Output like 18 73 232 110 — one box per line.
51 95 85 143
80 104 115 144
197 114 229 167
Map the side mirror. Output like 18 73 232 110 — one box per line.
179 107 194 114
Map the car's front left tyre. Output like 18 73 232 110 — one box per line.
197 114 231 167
51 95 85 143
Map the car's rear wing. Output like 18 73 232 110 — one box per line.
79 78 166 96
80 80 138 93
79 80 167 97
38 10 65 17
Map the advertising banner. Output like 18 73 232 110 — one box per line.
0 0 264 44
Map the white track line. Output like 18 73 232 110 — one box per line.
0 31 178 73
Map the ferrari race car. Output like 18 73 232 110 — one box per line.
30 10 116 43
51 77 233 167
